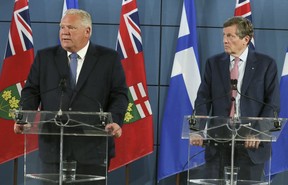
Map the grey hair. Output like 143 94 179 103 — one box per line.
63 9 92 35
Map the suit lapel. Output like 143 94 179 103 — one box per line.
70 43 99 102
241 51 257 94
76 43 99 90
54 47 70 80
218 54 231 93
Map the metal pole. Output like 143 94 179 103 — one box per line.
125 165 129 185
13 158 18 185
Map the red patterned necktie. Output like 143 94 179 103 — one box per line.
230 57 240 117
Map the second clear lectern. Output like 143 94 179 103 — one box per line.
12 110 113 185
182 115 287 185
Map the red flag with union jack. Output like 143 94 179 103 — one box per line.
109 0 154 171
0 0 38 164
234 0 255 49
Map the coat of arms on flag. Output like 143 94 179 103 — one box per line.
124 82 152 123
0 83 23 119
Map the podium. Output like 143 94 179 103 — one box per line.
11 110 113 185
182 115 287 185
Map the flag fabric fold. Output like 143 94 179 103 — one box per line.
0 0 37 164
270 48 288 176
157 0 203 181
109 0 154 171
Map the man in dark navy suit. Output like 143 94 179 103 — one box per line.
190 16 280 182
14 9 128 185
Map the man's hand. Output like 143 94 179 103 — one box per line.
105 123 122 138
14 123 31 134
245 136 261 149
190 134 204 147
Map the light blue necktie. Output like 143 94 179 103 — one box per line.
69 53 78 88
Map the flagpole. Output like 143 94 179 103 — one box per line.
13 158 18 185
125 164 129 185
176 173 180 185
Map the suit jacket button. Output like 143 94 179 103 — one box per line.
69 108 72 111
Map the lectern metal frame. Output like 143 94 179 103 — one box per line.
11 110 113 185
182 115 287 185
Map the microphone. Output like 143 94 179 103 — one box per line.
231 79 238 90
59 78 67 92
232 79 281 131
230 79 238 119
57 77 68 117
16 77 67 124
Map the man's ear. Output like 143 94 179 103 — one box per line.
245 35 251 45
85 27 91 36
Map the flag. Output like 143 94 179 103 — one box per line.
157 0 203 181
59 0 78 43
269 48 288 176
0 0 37 164
234 0 255 49
109 0 154 171
62 0 78 16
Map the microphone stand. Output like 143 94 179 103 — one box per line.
233 82 281 132
229 113 237 185
56 78 67 185
229 79 239 184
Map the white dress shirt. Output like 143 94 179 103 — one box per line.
67 41 90 83
229 46 249 117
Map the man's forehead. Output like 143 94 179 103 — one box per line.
223 26 237 33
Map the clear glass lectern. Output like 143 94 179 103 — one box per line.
182 115 287 185
11 110 113 185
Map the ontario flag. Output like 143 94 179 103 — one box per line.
234 0 255 49
109 0 154 171
0 0 37 164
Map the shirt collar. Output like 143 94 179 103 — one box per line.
67 41 90 59
230 46 249 62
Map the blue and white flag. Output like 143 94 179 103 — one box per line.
270 48 288 176
62 0 78 15
59 0 78 43
157 0 203 181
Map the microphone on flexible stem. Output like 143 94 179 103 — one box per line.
59 78 67 92
232 79 281 131
271 111 281 132
189 111 199 131
230 96 236 119
15 79 65 124
99 107 106 127
71 88 106 127
15 96 26 124
189 90 233 131
230 79 238 119
57 77 67 117
15 106 26 125
231 79 238 91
